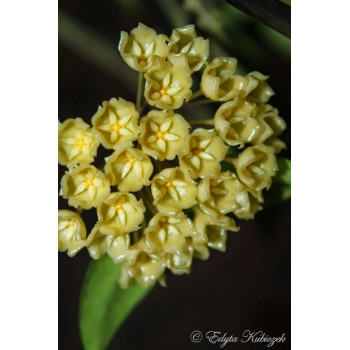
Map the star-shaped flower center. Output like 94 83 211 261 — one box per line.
98 110 133 142
106 197 135 226
161 179 188 201
133 41 154 68
146 120 179 152
58 218 77 241
121 154 143 179
156 216 181 243
74 171 103 201
184 138 214 169
62 130 93 160
151 73 183 105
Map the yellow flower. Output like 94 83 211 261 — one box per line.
97 192 146 237
151 167 198 214
144 212 199 254
234 145 278 192
197 171 256 218
58 210 86 257
214 98 259 148
180 128 228 179
118 23 169 72
138 109 190 160
192 209 238 259
58 118 99 168
91 97 139 150
200 57 259 101
247 71 275 104
119 238 166 289
86 225 130 263
60 164 110 210
104 143 153 192
253 104 287 153
167 24 209 72
165 240 194 275
144 57 192 110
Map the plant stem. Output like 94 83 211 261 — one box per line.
224 157 236 164
190 89 203 101
141 188 157 216
185 98 217 107
136 72 144 113
132 230 140 243
189 119 214 126
76 207 83 214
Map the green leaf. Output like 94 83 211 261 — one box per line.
264 157 291 207
278 0 291 7
275 157 291 186
79 255 152 350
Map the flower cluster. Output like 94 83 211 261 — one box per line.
58 23 286 289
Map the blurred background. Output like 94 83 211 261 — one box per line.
58 0 291 349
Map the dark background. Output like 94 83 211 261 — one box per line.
58 1 291 349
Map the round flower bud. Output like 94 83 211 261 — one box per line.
144 212 197 255
86 225 130 263
151 167 198 214
214 98 259 148
167 24 209 72
144 57 192 110
180 128 228 179
197 171 259 219
234 145 278 192
97 192 146 237
253 104 287 153
165 239 194 275
91 97 139 150
246 71 275 104
119 238 166 289
58 210 86 257
104 143 153 192
138 109 190 160
60 164 110 210
200 57 259 101
118 23 169 72
58 118 99 168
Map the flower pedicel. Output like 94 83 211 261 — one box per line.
58 23 287 289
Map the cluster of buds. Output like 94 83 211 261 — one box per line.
58 23 286 288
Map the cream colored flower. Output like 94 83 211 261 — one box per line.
253 104 287 153
118 23 169 72
58 210 86 257
168 24 209 72
214 98 259 148
86 225 130 263
58 118 99 168
144 57 192 110
138 109 190 160
197 171 259 219
200 57 259 101
91 97 139 150
234 145 278 192
151 167 198 214
119 238 166 289
144 212 200 254
192 209 238 259
97 192 146 237
104 143 153 192
247 71 275 104
180 128 228 179
165 240 194 275
60 164 110 210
